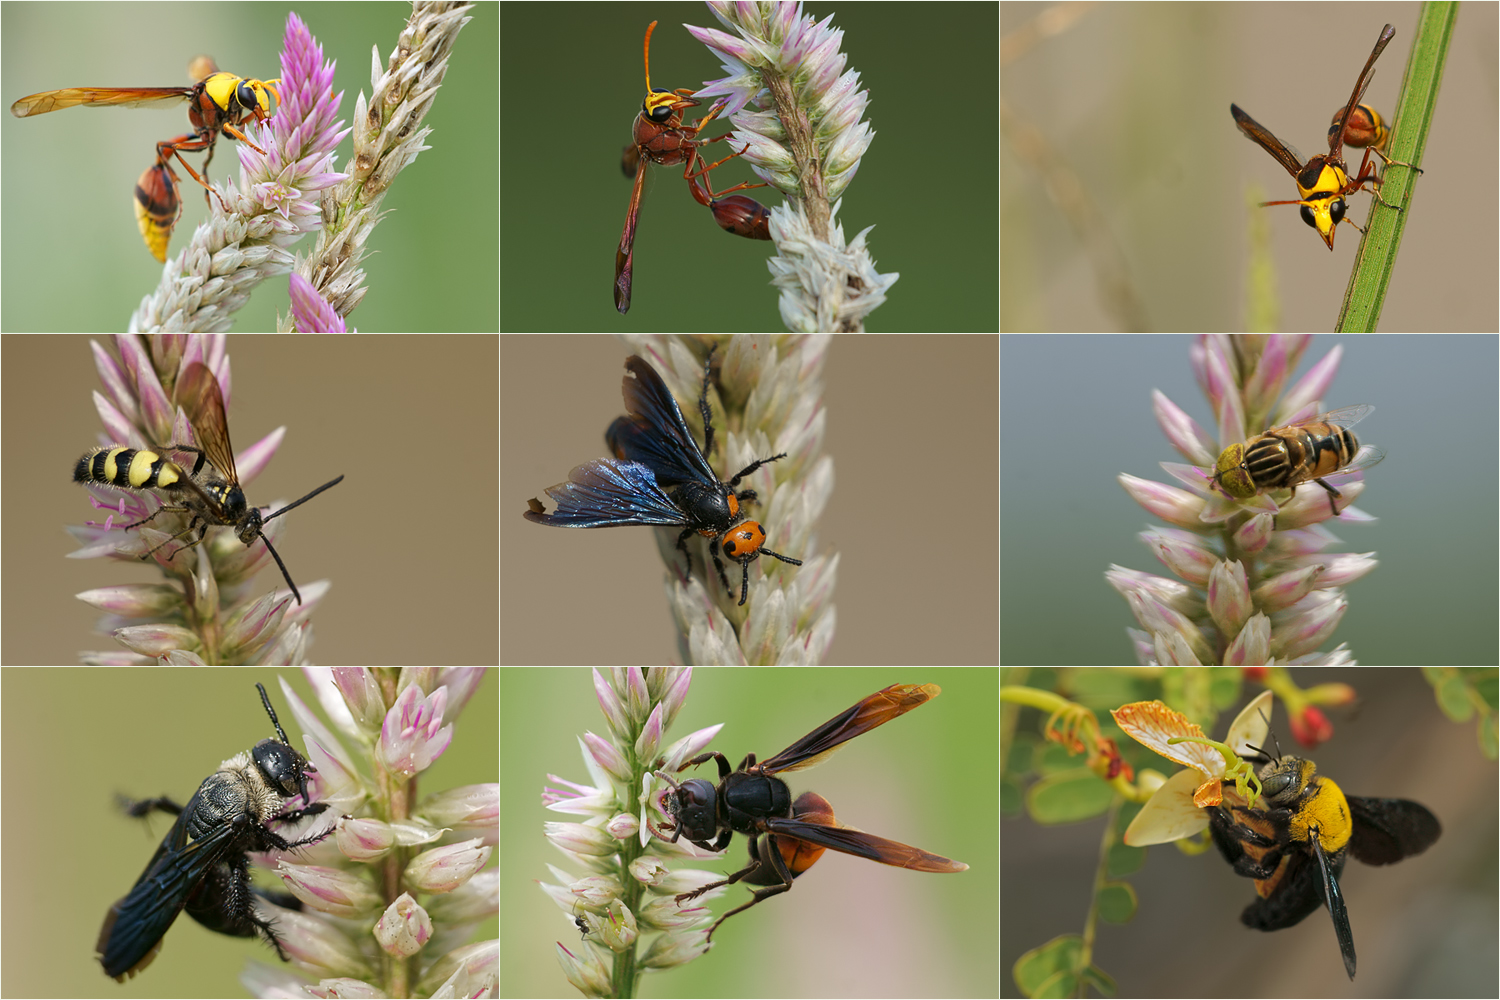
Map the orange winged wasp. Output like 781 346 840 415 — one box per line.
647 683 968 942
10 56 279 262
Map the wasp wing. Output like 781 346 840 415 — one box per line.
605 356 721 488
10 87 192 117
763 815 967 872
176 361 239 486
522 458 688 528
1231 104 1306 178
96 795 241 980
754 683 940 775
1329 25 1394 158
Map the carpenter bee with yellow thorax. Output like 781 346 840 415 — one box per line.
1208 731 1440 980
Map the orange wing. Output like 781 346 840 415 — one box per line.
10 86 193 118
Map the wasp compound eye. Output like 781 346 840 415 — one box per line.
524 346 801 606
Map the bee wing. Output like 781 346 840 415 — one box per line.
1315 404 1375 429
97 796 239 980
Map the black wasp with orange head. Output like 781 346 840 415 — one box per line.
10 56 279 262
1230 24 1422 250
73 361 343 605
523 345 800 606
647 683 968 942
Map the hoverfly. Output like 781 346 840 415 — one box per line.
1230 24 1419 250
647 683 967 942
9 57 279 261
1209 404 1384 517
73 361 343 605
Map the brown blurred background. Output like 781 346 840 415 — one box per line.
2 334 498 665
1001 1 1497 331
501 335 999 665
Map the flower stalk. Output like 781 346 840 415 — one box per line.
689 4 897 331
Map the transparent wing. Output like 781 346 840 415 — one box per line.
1337 443 1385 475
1312 404 1375 430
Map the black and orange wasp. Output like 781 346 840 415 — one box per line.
648 683 968 942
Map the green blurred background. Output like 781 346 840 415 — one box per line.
2 2 498 332
1 667 497 998
499 2 999 331
501 667 999 997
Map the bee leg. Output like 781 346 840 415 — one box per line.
119 796 185 818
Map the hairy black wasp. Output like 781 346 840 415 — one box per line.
95 683 333 981
524 345 801 605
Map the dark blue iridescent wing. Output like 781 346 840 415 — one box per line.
523 458 688 528
604 355 719 488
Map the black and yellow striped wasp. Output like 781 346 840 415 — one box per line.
1230 23 1423 250
73 361 342 605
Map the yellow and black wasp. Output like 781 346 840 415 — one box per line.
73 361 342 605
1230 23 1422 250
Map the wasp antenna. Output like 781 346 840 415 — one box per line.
263 475 345 523
258 534 304 606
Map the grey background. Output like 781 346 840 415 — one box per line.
1000 334 1499 665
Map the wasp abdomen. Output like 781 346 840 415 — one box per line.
74 447 184 492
